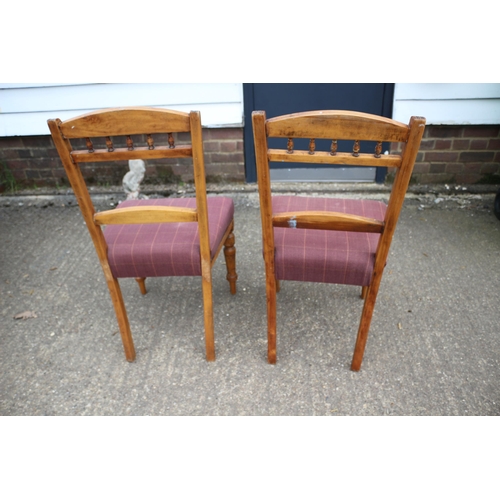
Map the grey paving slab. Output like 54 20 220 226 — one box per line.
1 186 499 415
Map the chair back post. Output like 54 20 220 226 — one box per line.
189 110 211 273
47 118 110 273
374 116 426 271
252 110 276 268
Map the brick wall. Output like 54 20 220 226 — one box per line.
2 124 500 188
391 124 500 185
0 128 245 189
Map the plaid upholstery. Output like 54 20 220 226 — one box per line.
104 197 234 278
272 196 387 286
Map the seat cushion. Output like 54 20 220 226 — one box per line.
103 197 234 278
272 196 387 286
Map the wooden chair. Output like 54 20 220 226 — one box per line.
252 110 425 370
48 107 237 362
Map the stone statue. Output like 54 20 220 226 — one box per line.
123 159 146 199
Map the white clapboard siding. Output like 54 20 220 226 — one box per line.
393 83 500 125
0 83 244 136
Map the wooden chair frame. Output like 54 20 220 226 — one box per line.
252 110 425 370
48 107 237 362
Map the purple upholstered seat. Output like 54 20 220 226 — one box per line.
104 197 234 278
272 196 387 286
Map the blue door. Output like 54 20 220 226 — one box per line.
243 83 394 183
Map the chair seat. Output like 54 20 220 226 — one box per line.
104 197 234 278
272 196 387 286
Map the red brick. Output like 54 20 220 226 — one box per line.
462 126 500 138
424 152 459 162
470 139 489 150
426 126 462 138
430 163 446 174
480 164 500 175
445 163 464 174
488 139 500 150
459 151 495 162
435 139 452 150
452 139 470 150
418 139 435 150
412 162 430 174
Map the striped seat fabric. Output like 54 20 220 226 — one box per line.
104 197 234 278
272 196 387 286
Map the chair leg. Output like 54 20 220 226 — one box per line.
201 265 216 362
135 277 147 295
266 273 278 364
106 276 136 362
360 286 368 299
276 279 281 293
351 283 379 371
223 230 237 295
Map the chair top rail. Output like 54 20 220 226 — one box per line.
265 110 410 142
59 107 191 138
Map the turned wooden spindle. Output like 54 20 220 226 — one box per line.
353 140 360 157
375 141 382 158
168 133 175 149
146 134 155 150
308 138 316 155
126 135 134 151
330 139 338 155
105 136 114 152
85 138 94 153
287 138 294 153
223 231 237 294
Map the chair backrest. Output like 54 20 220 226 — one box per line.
252 110 426 270
48 107 211 274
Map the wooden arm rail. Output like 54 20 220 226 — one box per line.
272 211 385 233
94 206 198 225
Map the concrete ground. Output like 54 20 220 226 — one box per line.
1 183 499 415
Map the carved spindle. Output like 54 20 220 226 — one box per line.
375 141 382 158
287 138 294 154
308 138 316 155
126 135 134 151
105 136 114 152
146 134 155 150
223 231 237 295
168 133 175 149
85 138 94 153
330 140 338 156
353 140 360 157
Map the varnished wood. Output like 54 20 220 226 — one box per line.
59 107 191 137
71 145 192 163
268 150 402 168
272 211 384 233
266 110 410 142
48 107 237 363
223 231 237 295
135 277 147 295
253 109 425 371
94 206 198 225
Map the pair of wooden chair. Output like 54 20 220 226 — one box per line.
49 107 425 370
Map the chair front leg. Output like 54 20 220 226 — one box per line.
201 264 215 362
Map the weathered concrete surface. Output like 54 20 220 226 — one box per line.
1 184 499 415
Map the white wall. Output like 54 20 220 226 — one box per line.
393 83 500 125
0 83 244 137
